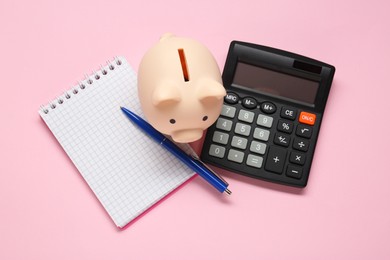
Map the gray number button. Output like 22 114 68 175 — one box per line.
238 110 254 123
257 114 273 128
253 128 270 141
250 141 267 155
231 136 248 150
209 144 226 158
220 105 236 118
234 123 251 136
216 118 233 131
212 131 229 145
227 149 244 163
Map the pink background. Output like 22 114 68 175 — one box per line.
1 0 389 259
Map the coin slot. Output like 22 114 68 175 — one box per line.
178 49 189 82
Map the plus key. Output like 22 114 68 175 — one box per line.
265 146 287 174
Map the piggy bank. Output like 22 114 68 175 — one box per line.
138 34 226 143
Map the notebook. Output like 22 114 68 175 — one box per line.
39 57 195 228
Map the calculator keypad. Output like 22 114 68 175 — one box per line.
201 91 321 187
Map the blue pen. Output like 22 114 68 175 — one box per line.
120 107 231 195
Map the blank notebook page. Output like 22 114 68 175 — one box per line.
39 57 194 228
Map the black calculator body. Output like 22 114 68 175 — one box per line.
200 41 335 187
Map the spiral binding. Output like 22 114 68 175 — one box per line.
40 57 123 114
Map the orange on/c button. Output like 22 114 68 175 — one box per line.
299 111 316 125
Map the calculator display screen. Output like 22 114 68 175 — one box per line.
232 62 319 104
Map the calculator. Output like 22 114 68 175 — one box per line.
200 41 335 187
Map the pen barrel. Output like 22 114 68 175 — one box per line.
121 107 229 194
162 140 228 193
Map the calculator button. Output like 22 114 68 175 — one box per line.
253 128 270 141
265 146 287 174
224 92 239 104
220 105 236 118
238 110 255 123
280 107 297 120
260 102 276 114
212 131 229 145
209 144 226 158
246 154 264 168
289 151 306 165
234 123 251 136
293 138 310 152
231 136 248 150
274 133 291 147
242 97 257 109
228 149 245 163
277 120 294 134
216 118 233 131
286 165 303 179
250 141 267 155
299 111 316 126
296 124 313 138
256 114 273 128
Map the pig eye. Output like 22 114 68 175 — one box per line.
202 116 208 121
170 119 176 124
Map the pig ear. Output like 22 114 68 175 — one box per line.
159 33 175 41
197 80 226 104
152 83 182 107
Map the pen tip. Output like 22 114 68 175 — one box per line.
224 188 232 195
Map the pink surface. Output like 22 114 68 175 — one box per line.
1 0 389 259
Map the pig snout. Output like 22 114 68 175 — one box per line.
171 128 204 143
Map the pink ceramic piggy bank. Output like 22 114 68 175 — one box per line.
138 34 226 143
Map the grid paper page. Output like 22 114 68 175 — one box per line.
39 57 195 228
